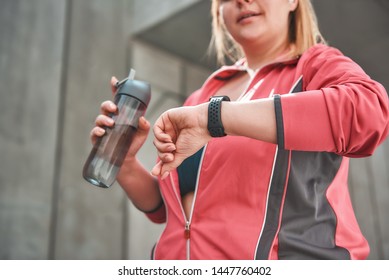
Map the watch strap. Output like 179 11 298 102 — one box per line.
207 95 230 137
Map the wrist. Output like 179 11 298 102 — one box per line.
117 156 139 179
121 155 138 166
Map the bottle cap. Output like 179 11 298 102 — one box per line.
115 69 151 107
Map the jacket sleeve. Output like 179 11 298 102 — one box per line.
145 202 166 224
278 45 389 157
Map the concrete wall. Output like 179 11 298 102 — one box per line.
127 0 203 34
0 0 66 259
0 0 388 260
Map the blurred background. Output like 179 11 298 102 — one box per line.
0 0 388 260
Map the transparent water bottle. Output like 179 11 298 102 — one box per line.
83 69 151 188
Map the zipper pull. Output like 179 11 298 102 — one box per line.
184 221 190 240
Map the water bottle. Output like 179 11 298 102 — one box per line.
83 69 151 188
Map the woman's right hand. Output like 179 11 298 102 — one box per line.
89 76 151 160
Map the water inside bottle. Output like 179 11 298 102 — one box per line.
83 124 137 188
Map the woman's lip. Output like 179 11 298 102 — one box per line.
237 12 261 23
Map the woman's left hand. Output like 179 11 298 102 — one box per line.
151 104 211 179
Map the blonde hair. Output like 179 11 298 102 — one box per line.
209 0 325 65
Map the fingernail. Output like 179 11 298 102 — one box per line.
161 172 169 180
98 128 106 135
168 145 176 152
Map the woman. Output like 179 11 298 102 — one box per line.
92 0 389 259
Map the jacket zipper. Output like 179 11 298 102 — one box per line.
169 145 207 260
253 77 301 259
184 221 191 259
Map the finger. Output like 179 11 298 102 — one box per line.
111 76 119 96
160 154 187 176
100 100 117 114
153 122 173 143
138 116 151 134
90 126 106 145
160 162 180 177
127 117 151 155
153 138 176 154
151 161 163 177
157 152 174 163
95 114 114 127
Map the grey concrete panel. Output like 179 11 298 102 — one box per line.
132 40 182 94
185 62 212 96
313 0 389 90
136 0 214 70
127 0 203 35
0 0 66 259
53 0 129 259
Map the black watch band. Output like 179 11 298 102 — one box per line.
207 95 230 137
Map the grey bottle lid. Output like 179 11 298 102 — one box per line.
115 69 151 107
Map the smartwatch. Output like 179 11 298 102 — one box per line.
207 96 230 137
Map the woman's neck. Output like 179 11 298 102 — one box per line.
242 40 294 71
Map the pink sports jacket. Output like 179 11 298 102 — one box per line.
146 44 389 260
